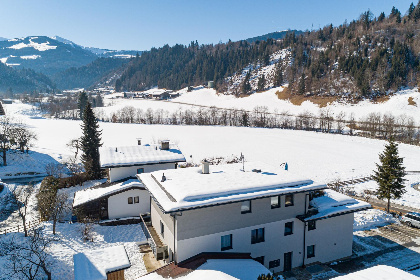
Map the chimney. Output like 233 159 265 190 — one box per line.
201 159 210 174
160 140 170 150
115 148 118 152
136 138 142 145
161 173 166 182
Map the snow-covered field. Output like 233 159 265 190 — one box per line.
101 87 420 122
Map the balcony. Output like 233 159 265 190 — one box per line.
140 214 169 260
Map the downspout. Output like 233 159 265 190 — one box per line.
173 215 176 263
302 193 308 268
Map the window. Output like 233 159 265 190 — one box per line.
251 228 265 244
241 200 251 214
160 221 164 238
254 256 265 265
128 197 133 204
271 196 280 209
221 234 232 251
285 194 294 207
134 196 139 203
284 221 293 236
307 245 315 258
269 259 280 269
137 168 144 174
308 220 316 231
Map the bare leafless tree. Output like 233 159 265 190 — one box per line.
9 184 35 237
0 227 53 280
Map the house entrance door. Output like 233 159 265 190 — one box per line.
284 252 292 272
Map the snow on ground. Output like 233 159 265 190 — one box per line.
331 265 420 280
100 87 420 122
7 38 57 51
0 222 146 280
353 209 399 231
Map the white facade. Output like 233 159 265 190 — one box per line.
150 194 356 273
108 162 176 182
108 189 150 219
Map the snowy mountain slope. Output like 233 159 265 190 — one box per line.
0 36 140 76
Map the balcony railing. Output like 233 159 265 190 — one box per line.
140 214 168 260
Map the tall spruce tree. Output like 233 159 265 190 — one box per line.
298 73 306 94
257 74 266 92
273 61 283 87
241 71 252 95
78 91 89 119
80 102 102 180
372 139 406 213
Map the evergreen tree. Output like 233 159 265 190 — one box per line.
257 74 266 92
378 12 386 22
80 102 103 180
273 61 283 87
408 2 415 19
241 71 252 95
78 91 89 119
298 73 306 94
372 139 406 213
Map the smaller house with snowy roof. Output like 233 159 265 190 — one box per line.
73 179 149 221
137 161 370 273
99 140 186 183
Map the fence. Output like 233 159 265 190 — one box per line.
0 217 43 235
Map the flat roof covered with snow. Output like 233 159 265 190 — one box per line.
73 179 144 207
331 265 420 280
305 189 370 221
73 245 131 280
99 144 185 168
138 162 326 213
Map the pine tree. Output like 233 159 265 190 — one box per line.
78 91 89 119
241 71 252 95
273 61 283 87
80 102 103 180
372 139 406 213
257 74 266 92
298 73 306 94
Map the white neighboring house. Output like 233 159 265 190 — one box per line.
138 162 370 273
73 179 149 220
99 140 186 183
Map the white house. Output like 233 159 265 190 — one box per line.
138 161 370 273
73 179 150 220
99 140 186 183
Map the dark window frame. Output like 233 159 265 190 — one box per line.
137 168 144 174
221 234 233 251
254 256 265 265
307 245 315 258
128 197 133 204
271 196 281 209
251 228 265 244
160 220 164 238
241 200 252 214
134 196 139 203
285 194 294 207
284 221 294 236
269 259 280 269
308 220 316 231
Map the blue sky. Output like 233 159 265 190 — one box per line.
0 1 414 51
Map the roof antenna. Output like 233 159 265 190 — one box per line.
240 152 245 172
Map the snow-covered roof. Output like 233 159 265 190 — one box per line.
139 259 270 280
73 245 131 280
73 179 144 207
138 162 326 213
331 265 420 280
305 189 370 221
99 144 185 168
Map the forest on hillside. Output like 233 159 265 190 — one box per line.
116 2 420 99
